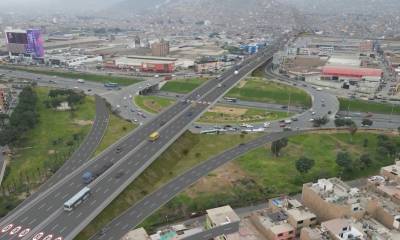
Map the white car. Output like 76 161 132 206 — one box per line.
77 79 85 83
316 87 323 91
311 112 316 115
309 118 314 122
263 122 271 127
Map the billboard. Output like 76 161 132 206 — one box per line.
26 29 44 58
5 29 44 58
5 32 28 44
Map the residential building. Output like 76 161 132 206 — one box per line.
249 209 295 240
321 218 365 240
302 178 366 222
299 227 330 240
206 205 241 240
380 161 400 184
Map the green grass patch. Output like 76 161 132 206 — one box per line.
3 87 95 194
134 95 176 114
141 131 397 232
76 132 261 239
134 95 290 123
94 114 136 156
0 65 141 86
160 78 208 93
227 78 312 108
339 98 400 115
201 107 292 124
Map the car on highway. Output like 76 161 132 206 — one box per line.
279 123 286 128
77 79 85 83
291 117 298 121
263 122 271 127
149 132 160 141
311 111 316 115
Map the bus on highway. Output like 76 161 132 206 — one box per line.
223 97 237 103
63 187 91 211
104 82 119 88
149 132 160 141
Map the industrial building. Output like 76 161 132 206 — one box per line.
46 54 103 67
112 55 176 73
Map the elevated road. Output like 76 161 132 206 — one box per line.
90 131 301 240
0 37 286 240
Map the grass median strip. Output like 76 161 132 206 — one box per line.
134 95 291 123
339 98 400 115
0 65 141 86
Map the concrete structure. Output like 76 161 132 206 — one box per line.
47 54 103 67
151 39 170 57
206 205 241 240
302 178 366 222
113 55 176 73
194 60 225 73
321 218 365 240
249 211 295 240
380 161 400 183
299 227 330 240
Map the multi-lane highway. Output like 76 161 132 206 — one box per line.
0 37 284 240
0 96 109 219
90 130 302 240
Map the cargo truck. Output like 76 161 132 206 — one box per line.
82 161 114 184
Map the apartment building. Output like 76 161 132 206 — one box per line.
206 205 241 240
249 210 295 240
321 218 365 240
302 178 366 222
380 161 400 184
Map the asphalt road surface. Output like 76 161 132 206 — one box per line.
0 37 285 240
90 130 302 240
0 96 110 224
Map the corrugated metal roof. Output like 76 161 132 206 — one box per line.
322 66 382 78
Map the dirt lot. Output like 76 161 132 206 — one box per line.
208 106 247 116
185 162 247 197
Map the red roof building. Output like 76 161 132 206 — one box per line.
322 66 382 78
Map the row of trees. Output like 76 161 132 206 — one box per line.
0 87 39 146
43 89 85 110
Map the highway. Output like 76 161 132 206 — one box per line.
89 131 302 240
0 37 285 240
0 96 110 224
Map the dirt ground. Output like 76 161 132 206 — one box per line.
74 120 93 126
208 106 247 116
185 162 247 197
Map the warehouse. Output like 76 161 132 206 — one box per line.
113 55 176 73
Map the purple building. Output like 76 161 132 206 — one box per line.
5 28 45 59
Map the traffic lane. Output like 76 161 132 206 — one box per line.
0 96 110 224
1 62 239 238
0 100 195 238
28 53 274 239
90 131 300 240
1 47 276 238
35 103 212 239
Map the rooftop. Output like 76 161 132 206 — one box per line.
309 178 362 205
321 218 365 240
322 66 383 78
206 205 240 226
286 208 316 222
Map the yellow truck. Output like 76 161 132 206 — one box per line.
149 132 160 141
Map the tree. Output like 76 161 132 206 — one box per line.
363 138 369 147
271 138 288 157
361 119 373 126
359 154 372 168
348 123 358 142
0 113 9 128
295 157 315 174
336 151 353 172
313 116 329 127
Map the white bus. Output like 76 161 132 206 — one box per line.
64 187 91 211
